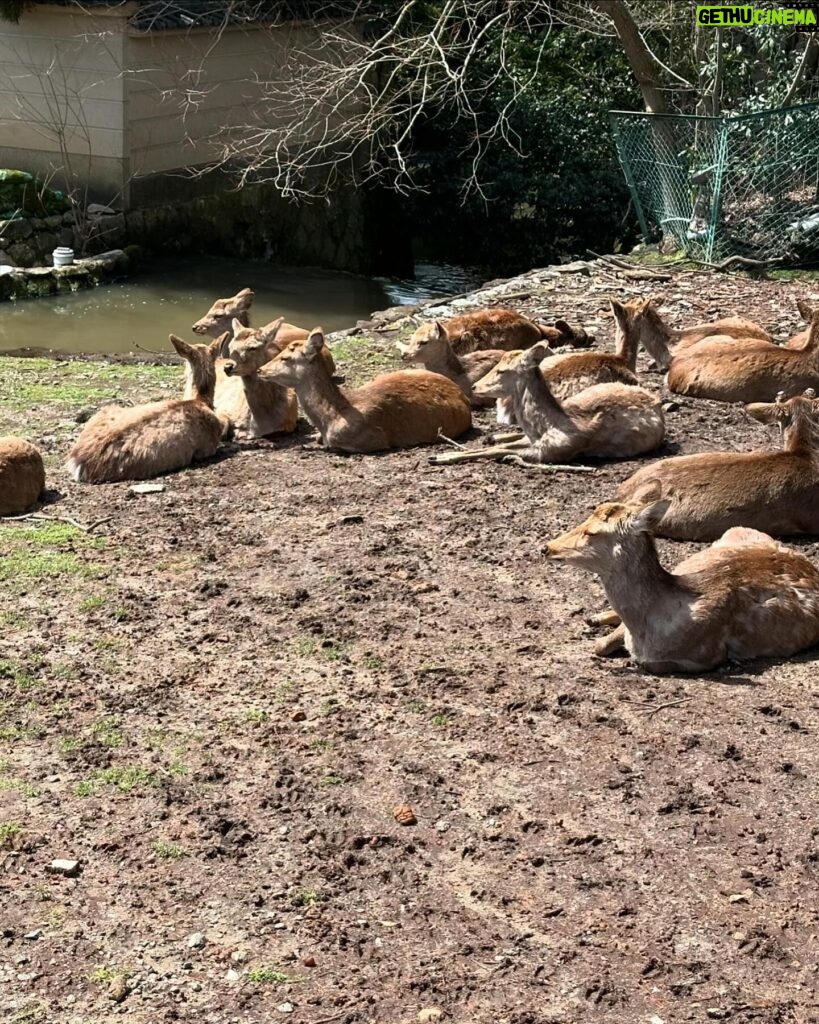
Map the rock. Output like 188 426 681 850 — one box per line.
75 406 97 424
8 242 36 266
661 401 679 412
108 975 129 1003
277 1003 294 1014
418 1009 444 1022
187 932 206 949
434 820 451 833
1 218 33 241
88 203 118 216
44 214 64 229
556 260 591 275
302 955 316 967
393 803 417 826
290 709 307 722
130 483 165 495
47 858 81 877
230 949 248 963
225 968 240 984
23 929 42 940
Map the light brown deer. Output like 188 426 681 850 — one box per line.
430 344 664 466
616 389 819 540
257 328 471 453
191 287 309 348
784 297 818 350
0 437 45 515
544 483 819 673
667 311 819 403
397 324 511 408
410 309 593 357
611 295 773 371
66 335 231 483
220 318 298 437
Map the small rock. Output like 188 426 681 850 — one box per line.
130 482 165 495
225 968 240 984
302 955 316 967
661 401 679 412
418 1009 444 1022
393 803 417 826
290 709 307 722
230 949 248 963
108 975 129 1003
48 858 80 877
435 820 451 833
706 1011 730 1021
277 1003 294 1014
187 932 206 949
23 929 42 941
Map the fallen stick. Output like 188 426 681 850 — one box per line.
437 429 469 451
429 444 595 472
501 454 596 474
643 697 691 718
4 512 113 533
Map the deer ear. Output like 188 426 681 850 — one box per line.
629 492 671 533
212 333 230 359
553 318 573 335
796 297 815 321
305 329 325 359
648 292 666 308
259 316 284 347
236 287 254 302
169 334 193 360
433 320 447 341
231 317 244 335
609 299 627 321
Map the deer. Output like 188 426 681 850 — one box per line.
191 287 309 348
544 482 819 674
0 437 45 515
784 297 818 350
220 317 298 437
410 309 593 358
429 344 664 466
256 327 471 453
615 389 819 541
66 335 231 483
611 295 773 371
666 310 819 404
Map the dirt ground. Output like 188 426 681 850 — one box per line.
3 264 819 1024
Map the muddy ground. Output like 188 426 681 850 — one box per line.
2 263 819 1024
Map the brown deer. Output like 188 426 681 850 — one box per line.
611 295 773 371
66 335 231 483
220 318 298 437
0 437 45 515
667 311 819 404
616 390 819 540
410 309 593 357
397 324 511 408
544 483 819 673
784 298 818 350
257 328 471 453
430 344 664 466
191 287 309 348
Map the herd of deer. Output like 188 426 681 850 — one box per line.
3 284 819 676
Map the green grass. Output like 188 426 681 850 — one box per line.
79 595 105 613
0 522 105 583
431 713 451 727
76 765 158 796
294 888 325 907
320 773 345 786
246 966 290 984
152 840 187 860
0 658 37 690
0 821 21 847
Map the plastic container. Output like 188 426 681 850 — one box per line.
52 246 74 267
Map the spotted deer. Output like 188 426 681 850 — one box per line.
544 483 819 673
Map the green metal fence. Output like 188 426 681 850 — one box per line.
610 103 819 263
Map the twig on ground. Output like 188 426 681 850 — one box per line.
5 512 113 533
501 454 596 474
643 697 691 718
437 430 469 451
691 255 782 272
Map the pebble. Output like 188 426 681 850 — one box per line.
48 859 80 877
418 1009 443 1022
108 976 129 1003
290 709 307 722
225 968 240 984
302 955 316 967
23 929 42 941
230 949 248 963
435 820 451 833
277 1003 294 1014
187 932 206 949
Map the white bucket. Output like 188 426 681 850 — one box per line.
53 246 74 267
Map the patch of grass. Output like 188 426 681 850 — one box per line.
80 595 105 613
363 654 383 670
431 713 451 727
309 738 332 751
0 821 21 847
0 609 28 627
320 640 346 662
0 657 37 690
93 635 126 651
294 888 325 907
246 966 290 984
91 717 124 749
769 267 819 282
167 761 189 777
152 840 187 860
293 637 318 657
320 773 345 786
329 337 400 384
407 699 426 713
0 775 40 798
89 965 128 985
76 765 158 796
245 708 269 724
11 1003 49 1024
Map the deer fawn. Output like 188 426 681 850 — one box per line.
667 311 819 403
544 482 819 673
616 389 819 540
66 336 231 483
430 344 664 466
0 437 45 515
219 318 298 437
257 328 471 453
409 309 593 357
612 295 773 371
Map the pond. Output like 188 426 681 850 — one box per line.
0 258 485 356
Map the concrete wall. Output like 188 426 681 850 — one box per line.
0 4 129 201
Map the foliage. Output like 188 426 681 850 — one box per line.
405 26 640 273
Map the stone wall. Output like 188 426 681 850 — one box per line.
0 211 76 268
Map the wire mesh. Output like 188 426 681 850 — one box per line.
610 103 819 263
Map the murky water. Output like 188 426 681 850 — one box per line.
0 257 484 356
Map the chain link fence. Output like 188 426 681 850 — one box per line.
610 103 819 263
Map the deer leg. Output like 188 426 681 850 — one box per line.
487 430 525 445
588 609 622 628
594 624 627 657
429 443 527 465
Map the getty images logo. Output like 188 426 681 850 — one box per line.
696 5 819 26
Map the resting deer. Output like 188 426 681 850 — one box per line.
397 324 511 408
616 389 819 540
411 309 593 357
0 437 45 515
430 344 664 466
544 483 819 674
257 327 471 453
191 287 309 348
667 311 819 404
220 318 298 436
784 298 818 350
611 295 773 371
66 335 231 483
